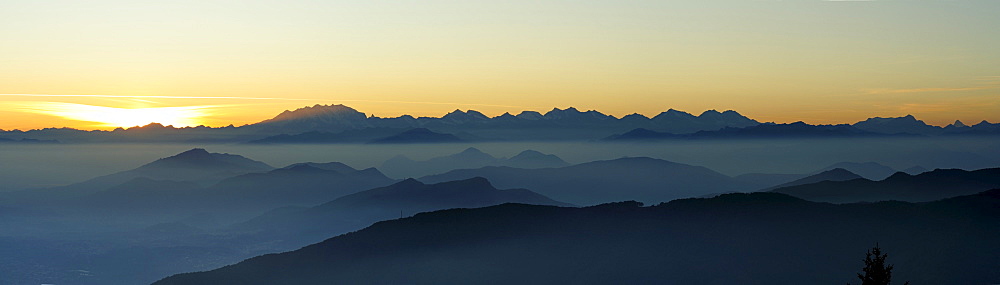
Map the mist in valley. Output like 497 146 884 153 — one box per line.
3 137 998 192
2 137 999 284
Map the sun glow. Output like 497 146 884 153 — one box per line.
15 102 212 129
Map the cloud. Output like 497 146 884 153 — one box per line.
862 86 998 95
862 77 1000 95
0 94 314 101
0 94 535 109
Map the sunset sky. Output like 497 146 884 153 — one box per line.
1 0 998 130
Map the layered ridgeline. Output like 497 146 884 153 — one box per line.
0 148 275 203
154 189 1000 285
607 115 1000 141
759 168 864 191
380 147 569 178
734 161 923 189
238 105 1000 141
0 150 568 285
5 104 996 143
232 177 569 248
0 177 567 285
420 156 751 205
0 149 398 228
771 168 1000 203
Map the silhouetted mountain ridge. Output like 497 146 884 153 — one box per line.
0 149 274 202
763 168 864 190
771 167 1000 203
420 156 751 205
4 104 998 142
606 122 891 141
0 149 397 225
154 189 1000 285
231 177 568 248
366 128 463 144
380 148 569 178
817 161 898 180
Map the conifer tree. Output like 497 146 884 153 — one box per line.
849 244 909 285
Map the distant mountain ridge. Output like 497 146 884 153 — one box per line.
606 122 907 141
2 104 998 143
380 147 570 178
606 116 1000 141
245 104 763 140
0 137 59 144
420 156 752 205
366 128 463 144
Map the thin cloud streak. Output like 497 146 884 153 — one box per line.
0 94 314 101
863 86 999 95
0 94 537 109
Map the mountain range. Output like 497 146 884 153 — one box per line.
232 177 569 248
6 103 994 143
734 161 923 188
770 167 1000 203
0 149 398 226
605 122 911 141
0 137 59 144
0 151 568 285
366 128 464 144
2 146 999 284
0 148 274 204
761 168 863 190
816 161 901 180
153 189 1000 285
248 105 760 135
10 177 565 285
420 156 751 205
380 147 569 178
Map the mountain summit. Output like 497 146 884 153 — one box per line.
139 148 273 173
10 149 274 200
852 115 941 135
253 104 372 132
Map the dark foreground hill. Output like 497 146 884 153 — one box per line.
772 167 1000 203
155 189 1000 285
420 157 750 205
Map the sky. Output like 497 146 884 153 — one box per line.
1 0 998 130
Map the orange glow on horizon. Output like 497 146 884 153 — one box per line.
13 102 214 129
